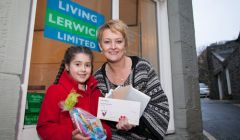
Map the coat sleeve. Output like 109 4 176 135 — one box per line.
36 85 72 140
140 63 170 139
101 120 112 140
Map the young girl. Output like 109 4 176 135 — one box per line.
36 46 111 140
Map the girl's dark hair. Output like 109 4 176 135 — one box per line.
53 46 94 84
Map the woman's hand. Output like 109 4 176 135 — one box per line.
116 116 136 131
72 129 91 140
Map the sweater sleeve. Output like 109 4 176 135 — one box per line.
36 85 72 140
138 61 170 139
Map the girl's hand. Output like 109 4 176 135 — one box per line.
116 116 136 131
72 129 91 140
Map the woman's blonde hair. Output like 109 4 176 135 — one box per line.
97 19 128 47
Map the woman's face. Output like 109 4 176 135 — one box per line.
65 53 92 85
100 29 126 63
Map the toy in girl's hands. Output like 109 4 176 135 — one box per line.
70 107 107 140
60 89 106 140
61 89 82 111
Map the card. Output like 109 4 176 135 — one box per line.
106 85 150 116
97 97 140 125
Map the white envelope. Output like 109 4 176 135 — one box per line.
106 85 150 116
97 97 140 125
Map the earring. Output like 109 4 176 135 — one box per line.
99 46 103 52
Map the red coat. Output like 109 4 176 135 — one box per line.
36 71 111 140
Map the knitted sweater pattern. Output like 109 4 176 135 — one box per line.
94 56 170 140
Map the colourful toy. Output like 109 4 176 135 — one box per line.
70 108 107 140
62 89 81 111
60 89 106 139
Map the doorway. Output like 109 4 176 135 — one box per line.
18 0 174 139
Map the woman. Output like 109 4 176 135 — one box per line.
94 19 170 140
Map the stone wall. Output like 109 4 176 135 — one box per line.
227 46 240 99
166 0 203 139
207 41 240 100
0 0 31 139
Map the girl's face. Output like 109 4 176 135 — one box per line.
100 29 126 63
65 53 92 85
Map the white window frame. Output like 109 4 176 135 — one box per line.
17 0 38 139
155 0 175 133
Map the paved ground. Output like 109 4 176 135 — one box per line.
201 98 240 140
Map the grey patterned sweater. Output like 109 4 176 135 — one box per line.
94 56 170 140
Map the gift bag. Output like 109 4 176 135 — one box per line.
70 107 107 140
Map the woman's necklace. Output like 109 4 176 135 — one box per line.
106 67 128 85
106 57 132 85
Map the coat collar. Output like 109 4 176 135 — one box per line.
59 70 98 95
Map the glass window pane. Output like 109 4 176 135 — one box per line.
140 0 159 75
26 1 111 125
120 0 159 75
120 0 140 56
